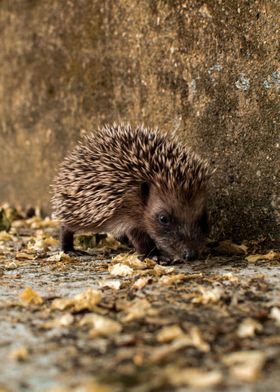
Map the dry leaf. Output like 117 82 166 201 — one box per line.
159 274 187 285
189 326 210 352
165 366 223 388
132 277 149 289
157 325 184 342
9 346 28 361
80 314 122 337
42 313 75 329
20 287 43 306
192 286 224 304
108 263 134 277
215 240 248 255
270 307 280 326
222 273 240 283
151 327 209 362
237 318 263 338
153 264 175 276
0 231 13 241
223 350 266 382
246 251 280 263
98 278 122 290
48 252 73 262
52 289 102 312
28 235 59 251
96 233 124 251
111 253 147 269
15 251 35 260
122 299 151 322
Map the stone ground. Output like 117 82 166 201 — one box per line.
0 212 279 392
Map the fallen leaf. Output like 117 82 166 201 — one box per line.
20 287 43 306
122 299 152 322
42 313 75 329
223 350 266 382
80 314 122 337
98 278 122 290
48 252 73 262
157 325 184 342
153 264 175 276
15 251 36 260
0 231 13 241
112 253 147 269
246 250 280 263
215 240 248 255
270 307 280 326
132 276 149 289
222 272 240 283
159 274 186 285
52 289 102 312
150 327 209 363
192 286 224 304
237 318 263 338
108 263 134 277
189 326 210 352
9 346 28 361
165 366 223 388
28 235 59 251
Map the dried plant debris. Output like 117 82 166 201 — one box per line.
245 250 280 263
0 206 280 391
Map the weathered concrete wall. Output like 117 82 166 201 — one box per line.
0 0 279 242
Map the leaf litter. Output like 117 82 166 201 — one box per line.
0 206 279 391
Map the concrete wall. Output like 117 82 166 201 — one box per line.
0 0 279 242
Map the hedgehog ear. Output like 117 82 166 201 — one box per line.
140 182 150 205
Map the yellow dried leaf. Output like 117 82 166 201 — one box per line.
98 278 122 290
80 314 122 337
222 272 239 283
151 328 209 363
157 325 184 342
216 240 248 255
122 299 151 322
111 253 147 269
192 286 224 304
143 258 157 268
132 277 149 289
9 346 28 361
150 336 192 363
159 274 187 285
20 287 43 306
246 250 280 263
153 264 175 276
51 289 102 312
223 350 266 382
42 313 74 329
237 318 263 338
48 252 73 262
29 235 59 251
165 366 223 388
0 231 13 241
108 263 134 277
15 252 35 260
270 307 280 326
96 233 124 251
189 326 210 352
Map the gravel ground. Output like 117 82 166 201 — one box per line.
0 215 279 392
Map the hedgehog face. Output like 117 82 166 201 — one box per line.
142 183 209 260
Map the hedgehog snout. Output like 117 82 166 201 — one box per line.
183 249 198 261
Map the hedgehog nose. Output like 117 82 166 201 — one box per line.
183 249 198 261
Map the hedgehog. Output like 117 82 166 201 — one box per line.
51 124 212 261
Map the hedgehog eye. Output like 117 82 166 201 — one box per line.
158 213 170 226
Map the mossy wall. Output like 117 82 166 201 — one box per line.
0 0 279 242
